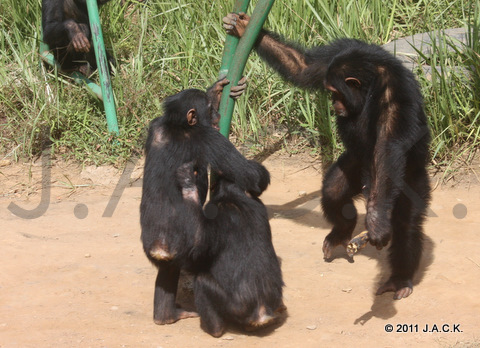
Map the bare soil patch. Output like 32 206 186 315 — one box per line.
1 153 479 347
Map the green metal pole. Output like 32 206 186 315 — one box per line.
86 0 119 135
40 40 104 100
218 0 275 138
218 0 251 79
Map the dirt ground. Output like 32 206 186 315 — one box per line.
1 153 479 348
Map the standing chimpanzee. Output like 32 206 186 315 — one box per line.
42 0 112 74
175 162 285 337
141 78 271 325
223 13 431 300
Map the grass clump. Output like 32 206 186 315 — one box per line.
0 0 478 168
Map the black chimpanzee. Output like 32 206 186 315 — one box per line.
41 0 112 74
140 78 271 325
223 13 431 300
175 161 285 337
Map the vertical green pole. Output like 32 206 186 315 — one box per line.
40 47 104 99
218 0 275 138
40 36 104 99
86 0 119 135
218 0 251 79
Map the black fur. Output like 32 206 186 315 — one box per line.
176 162 285 337
41 0 111 72
225 14 431 299
140 80 270 325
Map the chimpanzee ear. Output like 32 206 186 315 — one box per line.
186 109 197 126
345 77 361 89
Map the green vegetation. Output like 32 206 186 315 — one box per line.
0 0 479 167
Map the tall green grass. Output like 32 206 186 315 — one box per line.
0 0 478 166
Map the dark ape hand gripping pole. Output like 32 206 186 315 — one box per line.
218 0 251 79
218 0 275 138
40 0 119 135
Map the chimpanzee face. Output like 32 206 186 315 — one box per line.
324 77 363 118
325 85 348 117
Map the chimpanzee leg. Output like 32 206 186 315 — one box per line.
153 262 198 324
321 152 362 260
53 47 93 74
194 274 227 337
377 173 430 299
195 272 283 336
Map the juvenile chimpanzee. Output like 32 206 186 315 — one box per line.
140 78 271 325
176 162 285 337
224 13 431 300
42 0 111 74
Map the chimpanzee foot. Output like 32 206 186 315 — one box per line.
201 321 225 338
154 308 199 325
376 279 413 300
76 63 92 77
176 309 199 320
208 328 225 338
322 237 350 261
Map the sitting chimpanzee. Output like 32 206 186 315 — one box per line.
224 13 431 300
176 162 285 337
42 0 112 74
140 78 271 325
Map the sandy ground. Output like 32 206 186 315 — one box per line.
0 153 479 348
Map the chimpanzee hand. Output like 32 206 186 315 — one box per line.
229 76 247 99
223 12 250 38
365 205 392 249
71 32 90 52
208 77 248 109
66 21 91 52
209 77 230 104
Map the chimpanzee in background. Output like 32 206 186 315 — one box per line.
140 78 271 325
41 0 112 74
176 162 285 337
224 13 431 300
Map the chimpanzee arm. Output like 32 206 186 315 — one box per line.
200 127 269 196
65 20 91 52
42 1 68 45
42 0 91 52
367 112 431 247
223 12 330 89
365 138 406 248
254 30 312 85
